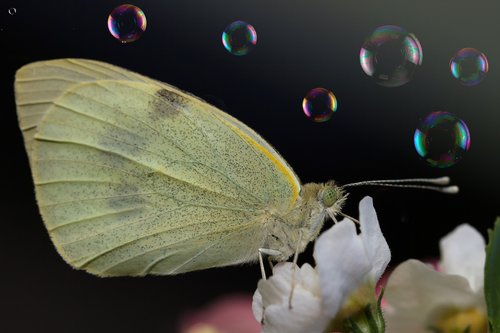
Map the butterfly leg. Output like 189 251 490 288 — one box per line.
267 256 274 270
258 248 282 280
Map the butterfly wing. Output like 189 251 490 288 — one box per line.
15 59 301 276
15 58 162 160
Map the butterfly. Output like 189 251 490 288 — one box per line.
15 59 456 277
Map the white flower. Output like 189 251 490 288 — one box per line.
384 224 488 333
252 196 390 333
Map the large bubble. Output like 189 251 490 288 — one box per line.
360 25 423 87
414 111 471 168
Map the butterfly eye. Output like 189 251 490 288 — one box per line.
321 186 340 207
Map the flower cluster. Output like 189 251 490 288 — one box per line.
179 197 495 333
252 197 493 333
253 197 389 333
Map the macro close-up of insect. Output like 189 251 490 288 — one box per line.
15 59 460 279
1 1 499 332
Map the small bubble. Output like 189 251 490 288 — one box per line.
450 48 489 86
302 88 338 123
8 7 16 15
107 4 147 43
360 25 423 87
222 21 257 56
414 111 470 168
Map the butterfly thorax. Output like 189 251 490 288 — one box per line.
262 181 346 261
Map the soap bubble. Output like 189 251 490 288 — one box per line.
414 111 470 168
222 21 257 55
360 25 423 87
302 88 338 122
450 48 489 86
107 4 147 43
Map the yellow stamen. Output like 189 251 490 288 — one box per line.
434 307 488 333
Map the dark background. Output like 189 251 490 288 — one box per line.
1 1 499 332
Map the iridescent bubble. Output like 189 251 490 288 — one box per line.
107 4 147 43
8 7 16 15
302 88 338 122
360 25 423 87
414 111 470 168
222 21 257 56
450 48 489 86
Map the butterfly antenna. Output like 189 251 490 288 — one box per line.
338 211 360 224
341 176 459 194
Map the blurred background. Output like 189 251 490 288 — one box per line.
1 0 499 332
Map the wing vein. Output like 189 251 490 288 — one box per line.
35 179 122 185
143 224 256 275
66 59 120 78
96 222 259 274
41 63 97 80
169 230 243 274
39 117 188 165
17 100 53 106
34 158 144 180
35 137 252 204
48 207 141 231
76 212 255 266
39 191 159 208
57 205 188 246
16 77 78 83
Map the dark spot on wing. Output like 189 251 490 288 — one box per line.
150 89 187 119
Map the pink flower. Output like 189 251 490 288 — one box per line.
178 294 260 333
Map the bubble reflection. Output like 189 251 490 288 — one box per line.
107 4 147 43
302 88 338 123
360 25 423 87
414 111 471 168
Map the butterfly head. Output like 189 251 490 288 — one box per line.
319 181 348 220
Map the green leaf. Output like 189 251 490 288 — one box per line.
341 300 386 333
375 288 386 332
485 217 500 332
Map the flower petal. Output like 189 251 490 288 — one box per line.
252 290 263 323
384 259 484 333
439 224 486 292
263 290 327 333
253 263 326 333
314 218 372 316
359 196 391 281
256 263 320 308
257 263 296 308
